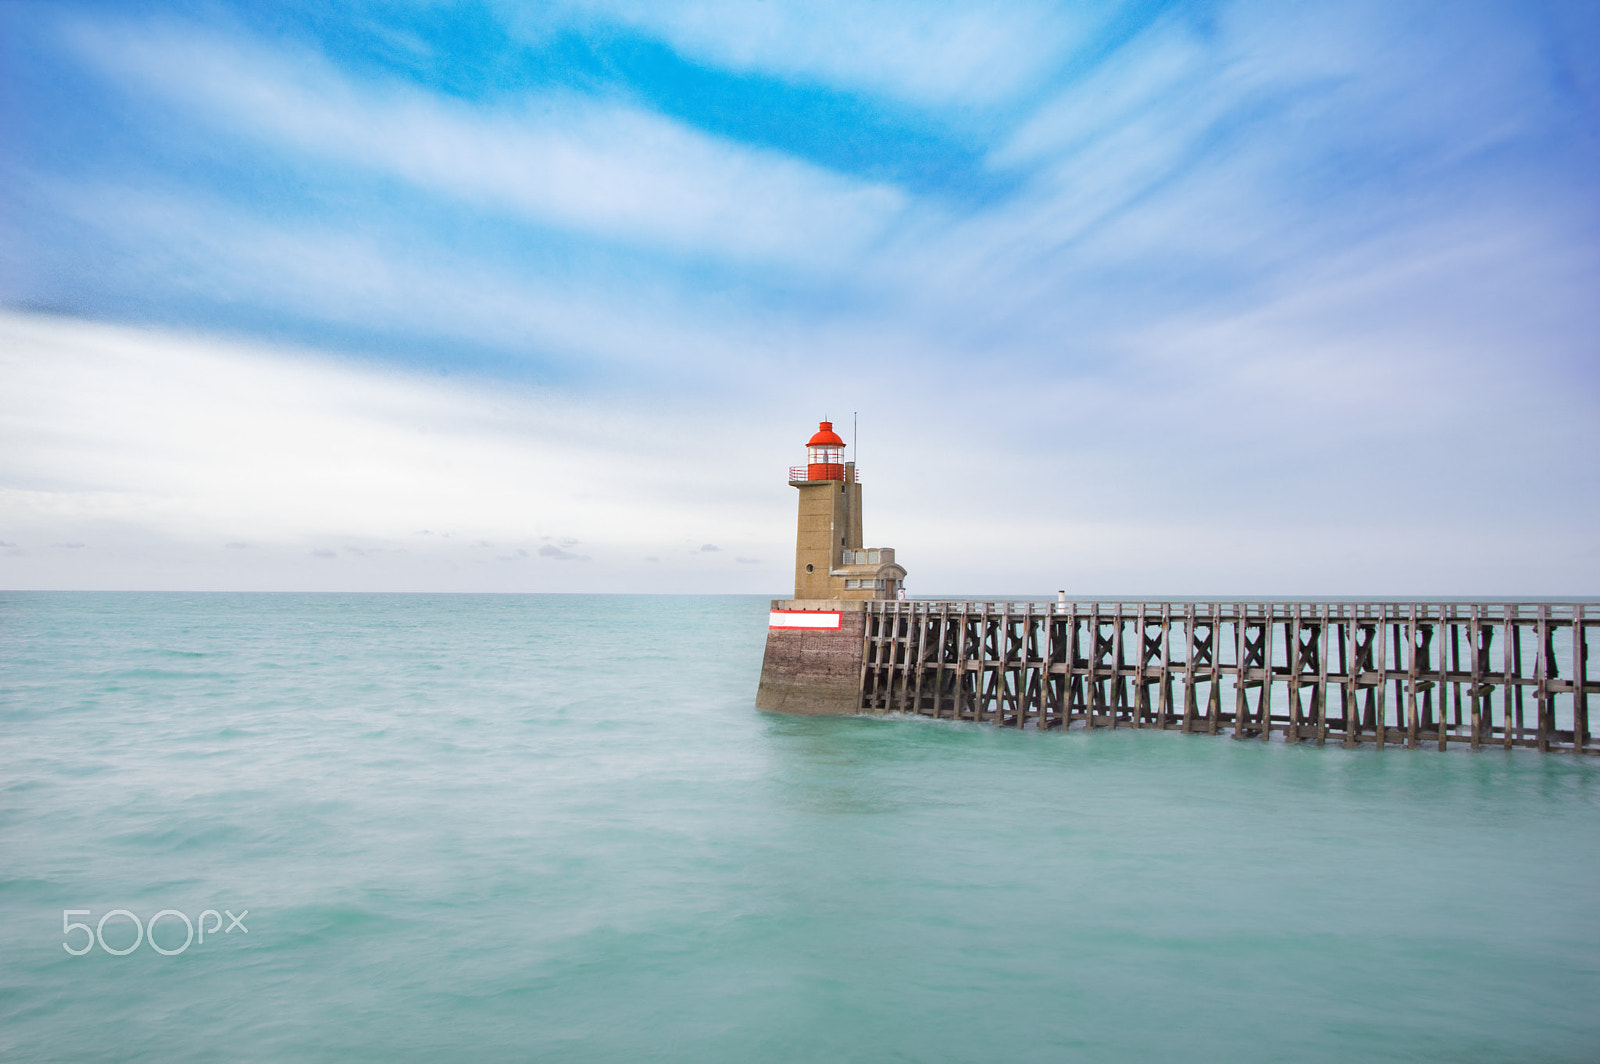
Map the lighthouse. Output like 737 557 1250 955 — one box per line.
756 420 909 714
788 420 907 601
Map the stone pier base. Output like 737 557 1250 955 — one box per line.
754 600 867 715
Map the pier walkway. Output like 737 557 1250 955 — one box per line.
859 601 1598 752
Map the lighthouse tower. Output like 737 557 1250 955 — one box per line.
758 419 910 713
789 420 906 601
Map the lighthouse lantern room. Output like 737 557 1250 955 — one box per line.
805 421 846 482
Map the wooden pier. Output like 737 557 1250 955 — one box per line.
858 601 1598 753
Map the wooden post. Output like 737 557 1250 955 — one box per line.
1315 604 1331 746
1035 601 1051 728
1232 603 1248 740
1373 605 1388 749
1513 607 1526 745
1469 604 1482 749
1065 602 1081 727
1286 604 1302 744
1182 603 1198 733
1086 603 1100 728
1395 612 1409 746
857 603 875 710
1132 604 1147 730
1440 610 1456 749
1576 605 1590 755
952 604 970 720
1501 604 1516 749
1344 608 1362 748
1405 604 1420 749
1158 603 1173 730
1259 606 1275 742
1536 605 1551 752
1208 604 1223 735
1112 606 1127 729
1016 601 1032 728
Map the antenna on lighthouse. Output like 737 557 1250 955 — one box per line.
853 411 858 459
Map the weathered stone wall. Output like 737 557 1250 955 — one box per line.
754 607 866 715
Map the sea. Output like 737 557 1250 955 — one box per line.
2 591 1597 1063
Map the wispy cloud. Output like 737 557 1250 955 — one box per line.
31 182 795 386
64 19 906 268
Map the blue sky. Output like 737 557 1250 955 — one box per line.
2 0 1598 594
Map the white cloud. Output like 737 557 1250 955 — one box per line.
64 20 905 268
34 182 820 389
0 312 794 591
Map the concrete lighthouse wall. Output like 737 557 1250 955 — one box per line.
754 600 866 714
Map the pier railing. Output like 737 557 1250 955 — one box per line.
859 600 1597 753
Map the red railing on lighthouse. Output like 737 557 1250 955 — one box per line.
789 465 860 483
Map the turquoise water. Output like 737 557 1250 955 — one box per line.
2 592 1598 1063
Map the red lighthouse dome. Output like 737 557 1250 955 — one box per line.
805 420 846 481
807 422 845 447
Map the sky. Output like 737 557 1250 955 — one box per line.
1 0 1597 596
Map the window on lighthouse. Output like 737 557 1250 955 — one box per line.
808 443 842 466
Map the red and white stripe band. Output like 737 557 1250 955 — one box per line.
769 610 842 630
